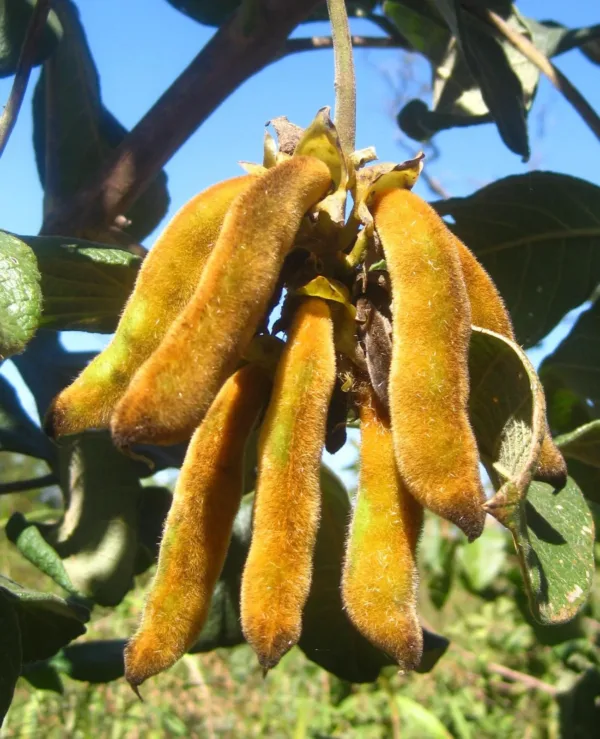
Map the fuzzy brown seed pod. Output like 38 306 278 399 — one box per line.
456 238 567 486
124 364 271 690
342 387 423 670
44 175 258 439
372 188 486 541
111 156 332 447
241 297 336 669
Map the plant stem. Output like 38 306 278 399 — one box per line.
0 474 58 496
0 0 52 159
482 8 600 143
327 0 356 155
41 0 321 238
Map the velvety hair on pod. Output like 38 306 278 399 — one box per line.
124 364 271 690
45 175 258 439
372 188 486 540
342 387 423 670
111 156 332 447
241 297 336 669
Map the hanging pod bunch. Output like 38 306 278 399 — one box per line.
42 108 569 687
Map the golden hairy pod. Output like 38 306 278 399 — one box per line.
124 364 270 690
111 156 332 447
372 188 486 541
456 238 567 486
241 297 336 669
45 175 258 439
342 388 423 670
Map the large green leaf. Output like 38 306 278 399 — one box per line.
0 575 88 662
468 327 546 503
1 231 140 339
0 590 21 727
384 0 449 64
467 328 594 624
540 299 600 406
20 233 141 332
429 0 528 158
33 0 169 242
51 639 126 684
7 433 142 607
0 232 42 360
509 478 595 625
435 173 600 348
0 0 63 78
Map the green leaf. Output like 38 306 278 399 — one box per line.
521 19 600 59
20 661 64 694
383 0 449 63
51 639 126 683
561 459 600 505
0 374 55 463
540 299 600 407
19 233 141 332
557 668 600 738
502 478 595 625
394 695 453 739
0 590 21 727
458 527 506 593
430 0 529 158
33 0 169 242
0 575 88 662
468 327 546 506
435 173 600 348
10 433 143 607
0 0 63 78
5 513 81 597
556 421 600 468
0 231 42 360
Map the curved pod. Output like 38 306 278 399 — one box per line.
45 175 258 438
125 364 271 690
241 298 336 669
372 188 486 540
112 156 332 446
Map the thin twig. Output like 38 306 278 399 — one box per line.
481 7 600 142
486 662 559 697
284 35 401 55
327 0 356 154
41 0 321 238
0 0 52 158
0 474 58 495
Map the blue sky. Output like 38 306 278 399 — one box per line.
0 0 599 483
